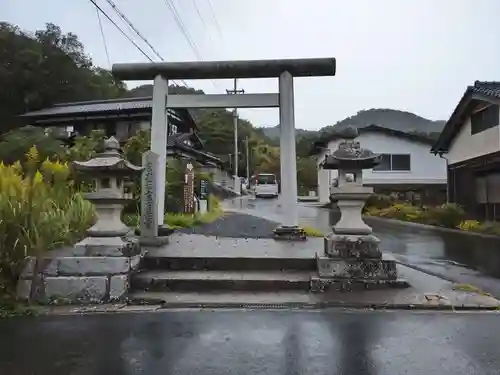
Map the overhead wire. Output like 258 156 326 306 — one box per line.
162 0 203 61
103 0 165 62
95 5 112 68
205 0 224 39
90 0 220 91
88 0 154 62
191 0 209 33
162 0 219 90
95 0 186 87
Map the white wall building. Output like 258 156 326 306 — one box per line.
431 81 500 220
312 125 447 204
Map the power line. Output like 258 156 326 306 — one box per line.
205 0 224 39
95 5 111 67
163 0 203 61
163 0 219 90
94 0 187 87
104 0 165 62
88 0 154 62
191 0 209 32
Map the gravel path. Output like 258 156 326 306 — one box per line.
178 212 280 239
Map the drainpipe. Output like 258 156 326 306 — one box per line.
439 152 450 203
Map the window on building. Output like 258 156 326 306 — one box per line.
373 154 391 171
373 154 411 171
105 125 116 138
471 104 499 135
391 154 411 171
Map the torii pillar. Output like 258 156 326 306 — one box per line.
112 58 336 239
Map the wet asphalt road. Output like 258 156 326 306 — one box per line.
179 211 279 238
1 309 500 375
226 196 500 298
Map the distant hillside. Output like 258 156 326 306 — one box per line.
261 108 445 142
320 108 446 135
259 125 318 141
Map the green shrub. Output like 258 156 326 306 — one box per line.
425 203 465 228
476 221 500 236
165 213 196 228
365 194 393 210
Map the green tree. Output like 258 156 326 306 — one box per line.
0 22 126 134
0 126 66 165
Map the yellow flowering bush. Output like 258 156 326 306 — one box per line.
457 220 481 231
368 203 425 222
0 146 95 295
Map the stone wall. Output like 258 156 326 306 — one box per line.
17 238 142 304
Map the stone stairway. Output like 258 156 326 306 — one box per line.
128 235 320 305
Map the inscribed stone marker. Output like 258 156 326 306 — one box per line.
141 150 159 239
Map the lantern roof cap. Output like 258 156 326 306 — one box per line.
73 136 142 173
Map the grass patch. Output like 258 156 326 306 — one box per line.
0 293 40 319
302 226 325 237
453 283 492 297
125 194 224 230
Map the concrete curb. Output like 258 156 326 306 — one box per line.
39 301 500 315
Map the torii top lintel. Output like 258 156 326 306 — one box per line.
112 57 336 81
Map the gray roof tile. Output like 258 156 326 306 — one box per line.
20 97 187 123
431 81 500 153
471 81 500 98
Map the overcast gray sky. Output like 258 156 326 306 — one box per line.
4 0 500 130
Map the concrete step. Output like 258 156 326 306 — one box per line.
141 256 317 272
131 270 313 292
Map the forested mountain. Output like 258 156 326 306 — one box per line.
260 125 318 142
261 108 445 142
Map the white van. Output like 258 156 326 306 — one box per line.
254 173 279 198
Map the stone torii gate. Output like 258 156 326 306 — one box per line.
112 58 336 236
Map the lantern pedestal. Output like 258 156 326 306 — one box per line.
273 225 307 241
312 127 409 292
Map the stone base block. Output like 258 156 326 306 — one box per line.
18 275 130 304
273 226 307 241
73 236 139 257
324 233 381 258
43 257 131 276
134 225 176 237
316 255 397 279
139 236 170 247
310 276 410 292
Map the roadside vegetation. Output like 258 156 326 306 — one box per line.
302 226 325 238
364 194 500 236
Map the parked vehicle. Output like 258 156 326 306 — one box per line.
253 173 279 198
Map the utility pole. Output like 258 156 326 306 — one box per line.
245 136 250 183
226 78 244 193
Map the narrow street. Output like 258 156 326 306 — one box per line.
224 196 500 298
2 309 500 375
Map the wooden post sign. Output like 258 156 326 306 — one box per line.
183 163 195 214
199 178 209 213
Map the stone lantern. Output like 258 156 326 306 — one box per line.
73 136 142 253
311 127 408 291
